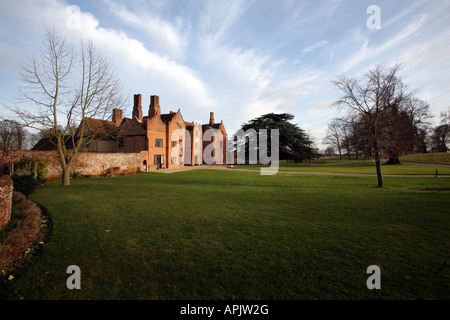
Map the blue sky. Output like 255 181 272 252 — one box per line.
1 0 449 150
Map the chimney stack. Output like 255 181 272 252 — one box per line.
149 95 161 118
209 112 214 126
112 109 123 126
133 94 143 121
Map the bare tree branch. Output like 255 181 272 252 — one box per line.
6 29 125 186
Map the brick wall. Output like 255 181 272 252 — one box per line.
0 150 148 179
147 116 167 171
0 175 13 229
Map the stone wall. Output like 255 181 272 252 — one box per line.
0 175 13 229
0 150 148 179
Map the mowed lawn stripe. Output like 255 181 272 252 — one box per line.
3 170 449 300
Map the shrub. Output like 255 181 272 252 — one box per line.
11 175 46 196
71 171 91 179
0 206 22 243
13 159 48 180
0 192 42 272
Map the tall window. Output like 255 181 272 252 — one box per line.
155 139 163 148
154 155 164 165
155 138 163 147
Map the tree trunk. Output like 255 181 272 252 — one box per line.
33 161 38 178
62 166 71 187
375 157 384 188
385 150 401 165
346 139 351 160
374 142 385 188
385 155 401 165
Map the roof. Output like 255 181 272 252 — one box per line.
202 121 225 131
31 136 73 151
83 118 120 140
122 117 146 136
160 113 176 122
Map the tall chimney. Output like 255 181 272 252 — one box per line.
209 112 214 125
149 95 161 118
133 94 143 121
112 109 123 126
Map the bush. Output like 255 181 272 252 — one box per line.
71 171 91 179
13 159 48 180
0 206 23 243
0 191 42 275
11 175 46 196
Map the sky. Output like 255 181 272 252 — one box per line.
0 0 449 150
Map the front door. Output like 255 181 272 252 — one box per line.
154 155 164 169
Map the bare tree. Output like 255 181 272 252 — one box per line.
431 109 450 153
381 97 431 164
0 119 27 151
332 64 410 188
0 120 14 151
323 118 344 160
9 29 125 186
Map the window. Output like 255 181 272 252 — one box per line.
155 138 163 148
179 140 183 150
154 155 164 165
171 156 177 164
171 141 177 148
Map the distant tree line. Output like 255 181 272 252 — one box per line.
0 120 65 151
324 106 449 160
324 64 449 165
0 120 30 151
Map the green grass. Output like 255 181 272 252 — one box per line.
2 170 449 300
400 152 450 165
231 161 450 175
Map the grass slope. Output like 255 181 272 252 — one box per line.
3 170 450 300
232 161 450 175
400 153 450 165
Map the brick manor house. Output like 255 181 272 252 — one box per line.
33 94 227 171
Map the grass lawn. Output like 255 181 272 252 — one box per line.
231 161 450 175
2 170 449 300
400 152 450 165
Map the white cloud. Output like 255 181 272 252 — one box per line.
197 0 250 43
307 99 331 110
0 0 217 112
105 0 188 57
1 0 449 145
301 40 329 54
339 14 428 73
